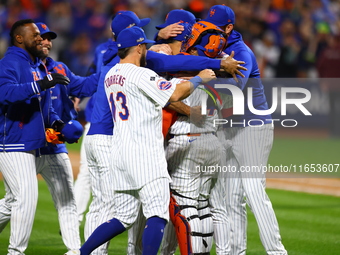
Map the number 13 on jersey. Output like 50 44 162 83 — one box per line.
109 92 130 121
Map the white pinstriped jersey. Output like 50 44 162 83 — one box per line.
169 81 220 135
104 63 176 190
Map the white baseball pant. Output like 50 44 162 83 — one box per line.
73 122 91 224
36 153 81 250
165 133 222 254
210 128 231 255
84 134 114 255
113 177 170 227
126 206 145 255
223 124 287 255
0 151 38 255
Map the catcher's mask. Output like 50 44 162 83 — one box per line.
183 21 227 58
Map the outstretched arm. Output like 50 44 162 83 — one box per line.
146 51 246 78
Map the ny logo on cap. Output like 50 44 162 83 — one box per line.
127 23 136 28
209 9 216 17
41 24 47 30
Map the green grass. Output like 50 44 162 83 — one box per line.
269 137 340 177
270 138 340 166
1 137 339 254
246 190 340 255
0 181 339 255
66 135 83 152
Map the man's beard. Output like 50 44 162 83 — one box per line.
26 43 43 59
37 50 48 61
140 53 146 67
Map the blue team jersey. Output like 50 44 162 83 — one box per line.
213 30 272 126
87 41 118 135
0 46 60 152
84 39 115 123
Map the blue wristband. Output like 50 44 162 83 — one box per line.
189 76 203 89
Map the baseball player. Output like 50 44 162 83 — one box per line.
82 10 151 255
133 9 198 255
80 11 186 255
160 20 229 255
146 10 231 254
33 22 100 253
65 26 216 255
0 19 70 255
73 16 118 226
205 5 288 255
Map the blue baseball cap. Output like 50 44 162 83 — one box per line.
61 120 83 144
204 5 235 27
156 9 196 30
36 22 57 39
111 11 151 36
172 22 192 42
116 26 155 49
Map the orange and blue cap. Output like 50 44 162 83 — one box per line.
36 22 57 39
204 5 235 27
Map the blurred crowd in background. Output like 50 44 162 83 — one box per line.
0 0 339 78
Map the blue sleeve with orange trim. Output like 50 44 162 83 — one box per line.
146 50 221 73
53 61 99 98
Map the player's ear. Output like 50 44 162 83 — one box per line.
188 47 198 56
136 44 142 54
15 34 23 44
225 24 234 35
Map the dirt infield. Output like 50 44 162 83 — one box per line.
273 127 330 139
67 151 340 197
266 176 340 196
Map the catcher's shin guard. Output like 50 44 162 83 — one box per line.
169 193 193 255
198 198 214 253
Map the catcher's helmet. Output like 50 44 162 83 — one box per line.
183 21 227 58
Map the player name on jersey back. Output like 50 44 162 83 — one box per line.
104 74 126 88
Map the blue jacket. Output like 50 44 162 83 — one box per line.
87 41 118 135
213 30 272 126
84 39 115 124
38 57 99 155
0 46 60 152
